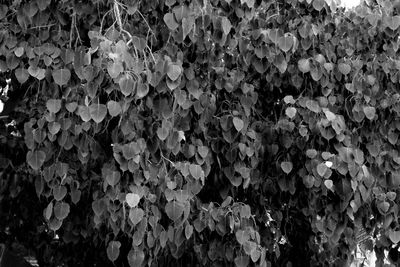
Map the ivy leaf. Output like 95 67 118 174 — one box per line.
189 164 204 180
306 100 321 113
165 200 184 221
52 68 71 86
136 80 149 98
53 185 67 201
53 201 70 220
15 68 29 84
233 117 244 132
221 17 232 35
164 13 179 31
107 101 122 117
107 62 123 79
317 162 328 177
285 107 297 119
126 193 140 208
26 150 46 170
185 224 193 239
119 74 135 96
338 63 351 75
298 59 311 73
127 249 145 267
363 106 376 121
234 256 249 267
157 127 169 141
89 104 107 123
106 241 121 262
389 230 400 244
106 171 120 186
280 161 293 174
45 202 53 220
46 99 62 113
182 17 195 39
278 35 293 52
129 207 144 226
167 64 182 81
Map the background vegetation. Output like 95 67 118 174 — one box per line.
1 0 400 266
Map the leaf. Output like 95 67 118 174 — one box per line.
89 103 107 123
324 179 333 190
185 224 193 239
306 100 321 113
312 0 324 11
15 68 29 84
119 74 136 96
45 202 53 220
338 63 351 75
66 102 78 113
167 64 182 81
106 241 121 262
78 106 91 122
107 62 123 79
278 35 293 52
273 53 287 73
281 161 293 174
197 146 209 158
363 106 376 121
52 68 71 86
129 207 144 226
306 149 317 158
221 17 232 35
48 121 61 135
378 201 390 214
128 249 145 267
107 101 122 117
317 162 328 177
233 117 244 132
126 193 140 208
136 80 149 98
26 150 46 170
285 107 297 119
234 256 249 267
164 13 179 31
53 202 70 220
323 109 336 121
182 17 195 39
157 127 169 141
298 59 311 73
389 230 400 244
165 201 184 221
46 99 62 113
53 185 67 201
106 171 120 186
189 164 204 180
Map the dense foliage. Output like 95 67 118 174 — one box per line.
2 0 400 266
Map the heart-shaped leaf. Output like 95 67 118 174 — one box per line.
119 74 135 96
157 127 169 141
324 179 333 190
317 162 328 177
53 201 70 220
107 62 123 79
233 117 244 132
278 35 293 52
27 150 46 170
221 16 232 35
136 80 149 98
167 64 182 81
106 241 121 262
298 58 311 73
53 185 67 201
129 207 144 226
285 107 297 119
89 103 107 123
15 68 29 84
189 164 204 180
389 230 400 244
107 101 122 117
127 249 145 267
78 105 91 122
185 224 193 239
164 13 179 31
281 161 293 174
165 200 184 221
106 171 120 186
338 63 351 75
52 68 71 86
363 106 376 121
126 193 140 208
234 256 249 267
46 99 62 113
